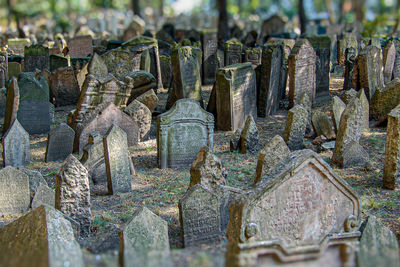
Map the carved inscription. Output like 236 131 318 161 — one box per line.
67 36 93 58
0 167 30 215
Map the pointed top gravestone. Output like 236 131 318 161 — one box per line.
2 119 30 167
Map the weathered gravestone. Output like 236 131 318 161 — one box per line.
383 40 396 84
343 47 357 91
8 62 21 79
0 51 7 88
160 55 172 89
337 33 358 66
87 53 107 80
370 78 400 122
0 205 84 267
123 100 151 141
224 39 243 66
358 45 384 100
215 63 257 131
55 154 91 236
45 123 74 162
50 54 69 72
0 167 30 215
7 38 31 56
136 89 159 113
3 77 19 134
258 43 283 117
288 39 316 108
201 30 218 85
244 47 262 66
383 104 400 190
49 67 80 106
332 98 367 167
306 35 331 95
331 96 346 133
2 119 30 167
101 49 134 81
16 72 50 134
75 102 139 154
240 115 259 154
104 125 132 194
127 71 157 103
179 184 221 247
67 35 93 58
311 111 335 139
254 135 290 184
31 183 55 209
119 206 171 267
157 99 214 169
24 45 50 72
225 149 361 267
283 104 308 150
357 215 400 267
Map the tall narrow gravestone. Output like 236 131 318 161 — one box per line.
104 125 132 194
157 99 214 169
179 184 221 247
383 104 400 190
2 119 30 167
215 62 257 131
201 30 218 85
288 39 316 108
0 52 8 89
224 39 243 66
3 77 19 135
24 45 50 72
383 40 396 84
258 43 283 118
358 45 384 100
0 167 30 216
45 123 74 162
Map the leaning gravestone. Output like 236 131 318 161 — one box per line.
331 96 346 133
49 67 80 106
288 39 316 107
45 123 74 162
0 205 84 267
31 183 55 209
0 167 30 216
283 104 308 150
67 35 93 57
215 62 257 131
24 45 50 72
370 78 400 122
101 49 134 81
311 111 335 139
179 184 221 247
104 125 132 194
0 52 8 89
258 43 283 117
224 39 243 66
119 206 171 267
17 72 50 134
55 154 91 236
240 115 259 154
226 149 361 266
168 46 204 109
383 40 396 84
157 99 214 169
358 45 385 100
201 30 218 85
50 54 69 72
123 100 152 141
2 119 30 167
383 104 400 190
3 77 19 135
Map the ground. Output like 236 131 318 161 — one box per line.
0 76 399 266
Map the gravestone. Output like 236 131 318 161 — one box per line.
370 78 400 122
383 104 400 190
68 35 93 57
201 30 218 85
7 38 31 56
311 111 335 139
104 125 132 194
168 46 203 109
254 135 290 184
8 62 21 79
244 47 262 66
123 100 151 141
331 96 346 133
215 63 257 131
3 77 19 135
101 49 133 81
0 52 7 88
260 15 286 41
17 72 50 134
160 55 172 89
392 39 400 80
332 98 365 167
240 115 259 154
45 123 74 162
75 102 139 154
31 183 55 209
258 43 283 117
50 54 69 72
383 40 396 84
224 39 243 66
49 67 80 106
337 33 358 66
288 39 316 108
136 89 159 113
226 149 361 266
87 53 107 81
343 47 357 91
0 167 30 215
306 35 331 95
55 154 91 236
358 45 384 100
2 119 30 167
179 184 221 247
358 89 369 131
24 45 50 72
127 71 157 102
157 99 214 169
0 205 84 267
119 206 171 267
283 104 308 150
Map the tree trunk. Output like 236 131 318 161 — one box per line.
352 0 365 23
298 0 307 35
338 0 345 24
238 0 242 16
132 0 141 17
217 0 229 48
392 0 400 35
159 0 164 17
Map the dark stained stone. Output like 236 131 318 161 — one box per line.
383 105 400 190
45 123 75 162
358 45 384 100
24 45 50 72
224 39 243 66
49 67 80 106
3 77 19 135
311 111 335 139
201 30 218 85
383 40 396 84
68 35 93 58
343 47 357 91
370 78 400 122
49 54 69 72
